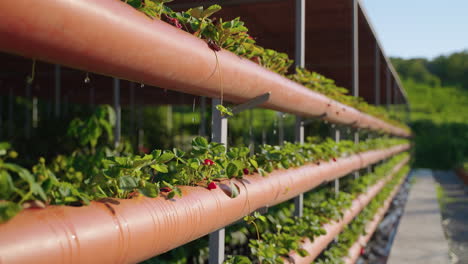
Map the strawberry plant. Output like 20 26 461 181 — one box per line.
223 154 409 263
119 1 412 130
316 165 410 263
0 103 408 223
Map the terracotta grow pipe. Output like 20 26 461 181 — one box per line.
0 0 409 137
285 156 409 264
344 173 407 264
0 145 409 264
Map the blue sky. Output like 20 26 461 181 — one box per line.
361 0 468 59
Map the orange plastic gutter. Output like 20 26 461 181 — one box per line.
285 156 409 264
343 173 407 264
0 0 409 137
0 145 409 264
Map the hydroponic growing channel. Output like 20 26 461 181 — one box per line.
0 0 412 263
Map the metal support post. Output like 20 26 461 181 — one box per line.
54 65 61 118
334 127 340 196
113 78 121 149
32 96 38 129
167 105 173 138
374 43 380 105
352 0 359 97
386 69 391 109
293 0 305 217
293 117 304 217
353 130 360 179
209 93 269 264
351 0 359 179
209 98 227 264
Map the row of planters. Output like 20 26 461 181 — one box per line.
0 0 409 136
218 154 410 264
0 1 412 263
123 0 406 130
146 152 409 263
316 165 409 264
0 106 409 264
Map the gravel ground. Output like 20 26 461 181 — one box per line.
433 171 468 264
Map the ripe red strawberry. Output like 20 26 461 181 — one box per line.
332 158 337 162
203 159 215 166
160 187 172 193
163 14 182 29
243 168 250 175
360 247 365 255
251 56 261 64
208 182 217 190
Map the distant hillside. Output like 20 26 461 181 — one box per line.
391 51 468 169
392 50 468 90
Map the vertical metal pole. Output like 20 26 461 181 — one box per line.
334 127 340 196
386 69 391 109
167 105 173 136
113 78 121 148
199 96 206 137
293 0 305 218
406 101 411 123
209 98 227 264
352 0 359 97
54 65 61 118
32 96 38 129
352 0 359 179
294 117 304 217
374 44 380 105
295 0 305 68
353 130 360 179
295 119 305 145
